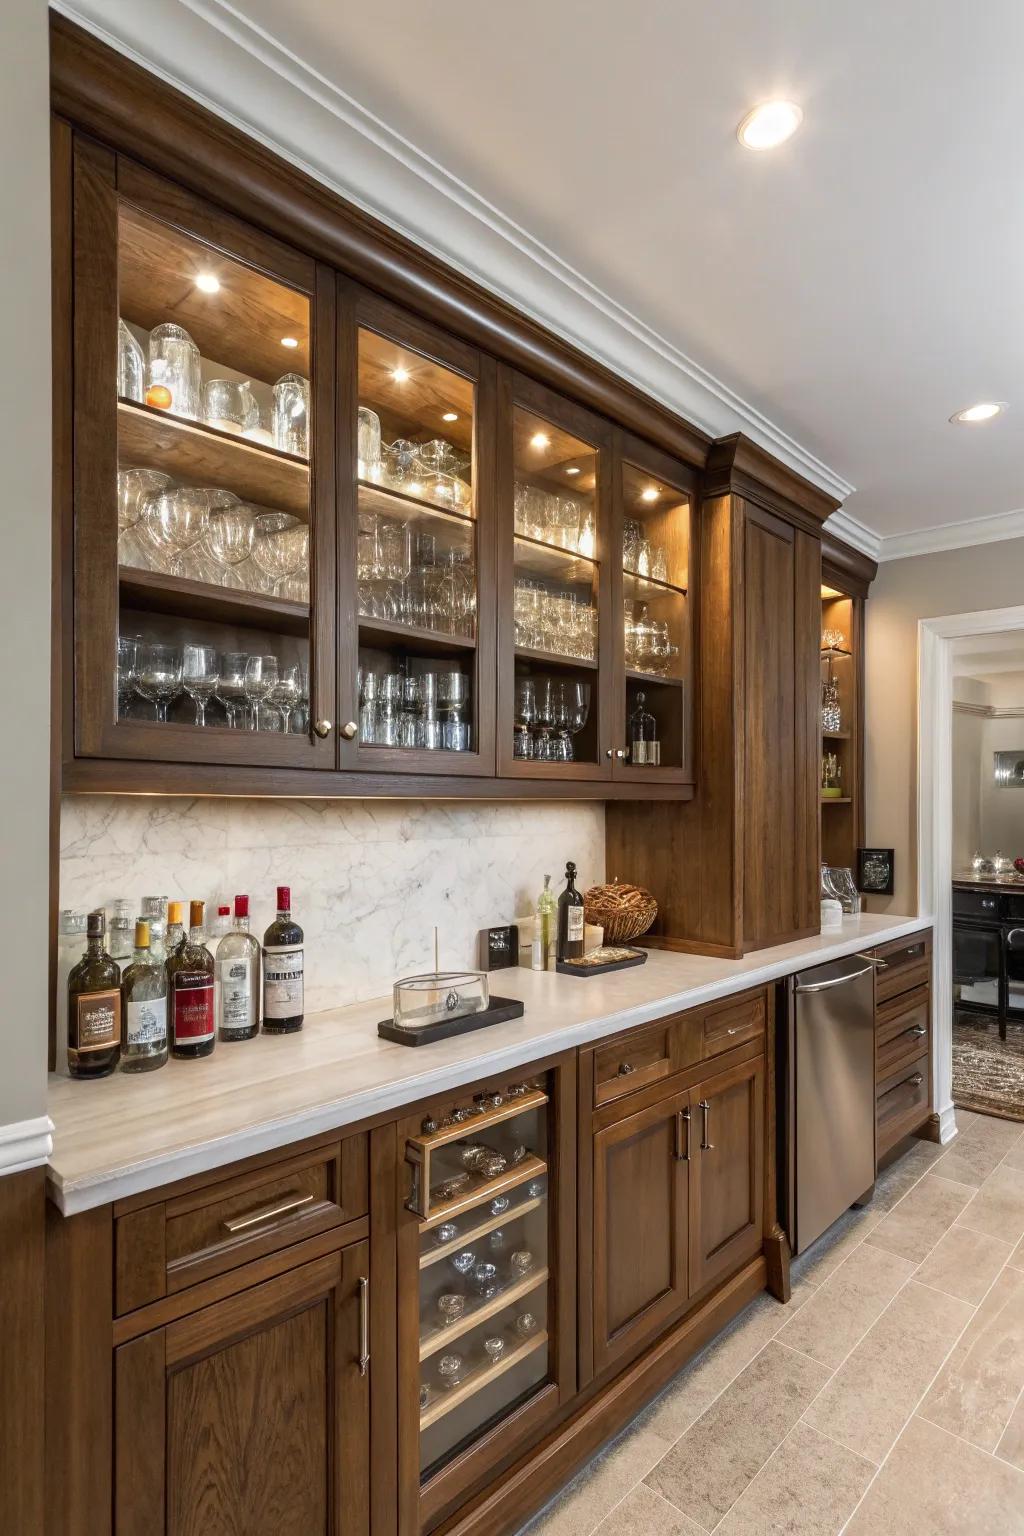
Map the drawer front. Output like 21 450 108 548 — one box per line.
874 931 932 1004
594 1022 674 1107
702 992 766 1062
953 888 1001 920
115 1132 368 1314
876 985 930 1079
876 1059 930 1157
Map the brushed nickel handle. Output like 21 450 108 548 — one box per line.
855 954 887 967
340 721 358 739
617 1062 636 1077
222 1191 314 1234
910 1073 924 1086
700 1099 714 1151
675 1107 691 1161
880 1072 925 1100
313 718 333 738
358 1275 370 1376
909 1026 927 1037
606 749 614 759
615 748 626 760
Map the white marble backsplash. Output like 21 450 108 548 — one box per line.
59 797 605 1011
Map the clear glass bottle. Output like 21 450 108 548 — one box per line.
121 920 168 1073
213 904 232 940
67 911 122 1079
628 692 660 766
55 911 87 1076
556 862 585 963
167 900 215 1059
216 894 261 1042
262 885 304 1033
535 874 556 971
164 900 186 960
140 896 167 963
108 898 135 962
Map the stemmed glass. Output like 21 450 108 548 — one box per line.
565 680 591 761
269 662 301 733
116 635 138 718
253 514 306 595
117 469 172 570
243 654 278 730
133 643 182 723
514 677 536 759
145 487 210 577
203 503 256 589
216 652 249 729
181 644 220 726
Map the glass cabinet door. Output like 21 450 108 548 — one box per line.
612 434 695 784
73 148 335 767
498 374 612 779
339 290 495 775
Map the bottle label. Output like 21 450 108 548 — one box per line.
126 995 167 1049
172 974 215 1044
263 945 304 1019
567 908 585 942
74 989 121 1052
218 958 255 1030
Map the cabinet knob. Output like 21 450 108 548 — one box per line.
615 749 626 760
340 721 358 740
606 749 614 759
617 1062 636 1077
313 718 333 738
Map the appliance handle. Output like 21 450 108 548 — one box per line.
854 953 888 967
794 964 874 995
1007 928 1024 946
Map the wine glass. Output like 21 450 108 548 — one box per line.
116 635 138 718
203 502 256 587
253 513 305 594
565 680 591 762
145 487 210 577
243 654 278 730
514 677 536 759
181 644 220 726
133 643 182 723
269 662 301 732
216 651 249 729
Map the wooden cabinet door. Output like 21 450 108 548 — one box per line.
592 1088 690 1377
689 1058 764 1298
114 1244 369 1536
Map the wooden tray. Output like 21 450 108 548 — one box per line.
377 995 524 1046
555 948 647 977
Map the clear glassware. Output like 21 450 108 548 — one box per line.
133 642 182 723
117 467 172 534
243 654 278 731
566 680 591 761
117 319 146 403
269 662 301 732
146 322 200 419
253 512 305 594
202 378 260 436
437 1295 465 1328
382 437 419 490
357 406 382 480
204 502 256 584
181 644 220 726
622 519 642 573
145 487 210 575
636 538 653 578
514 676 536 759
272 372 310 457
216 651 249 729
628 691 659 766
651 546 669 583
116 635 138 718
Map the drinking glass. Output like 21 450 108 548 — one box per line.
117 319 145 403
118 467 172 533
145 487 210 575
253 513 306 594
204 502 256 585
146 323 200 419
116 635 138 718
202 378 260 436
243 654 278 730
622 519 641 573
566 680 591 761
637 538 653 578
533 677 555 760
181 644 220 726
514 677 536 759
133 642 182 723
216 651 249 729
651 546 669 583
357 407 382 480
269 662 302 732
382 438 418 490
272 373 310 457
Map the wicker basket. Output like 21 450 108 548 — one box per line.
583 881 658 945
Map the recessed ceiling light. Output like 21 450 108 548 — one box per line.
566 466 580 476
950 401 1007 423
641 486 660 503
280 336 299 349
195 272 220 294
737 101 803 151
442 411 458 422
391 366 410 384
530 432 551 451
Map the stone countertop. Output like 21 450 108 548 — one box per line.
47 912 930 1214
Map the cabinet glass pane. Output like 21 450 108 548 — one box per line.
115 203 313 735
512 407 599 765
356 329 478 753
621 461 689 769
953 926 1000 1010
415 1080 551 1480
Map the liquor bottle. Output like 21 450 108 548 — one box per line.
556 862 585 963
165 900 186 960
167 900 215 1059
216 894 261 1042
213 904 232 940
67 910 122 1079
262 885 304 1033
534 875 556 972
108 898 135 962
121 920 168 1073
140 896 167 963
55 910 87 1075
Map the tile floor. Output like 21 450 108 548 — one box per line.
522 1110 1024 1536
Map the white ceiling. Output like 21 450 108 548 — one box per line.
954 633 1024 678
59 0 1024 554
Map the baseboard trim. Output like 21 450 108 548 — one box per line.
936 1102 959 1144
0 1116 54 1177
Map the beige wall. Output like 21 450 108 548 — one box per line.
865 540 1024 915
0 0 50 1132
951 681 987 871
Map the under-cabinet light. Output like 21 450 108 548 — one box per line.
442 411 459 422
530 432 551 450
195 273 221 294
566 466 581 476
281 336 299 349
391 366 411 384
641 487 660 503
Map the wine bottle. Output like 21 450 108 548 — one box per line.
534 874 555 971
167 900 215 1059
556 861 585 962
67 910 122 1079
216 894 261 1042
121 919 168 1073
262 885 304 1033
164 900 186 960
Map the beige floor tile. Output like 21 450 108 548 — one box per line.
1009 1236 1024 1273
790 1204 883 1286
865 1173 974 1263
953 1107 984 1132
801 1280 974 1464
996 1394 1024 1472
914 1222 1014 1303
714 1421 875 1536
641 1280 815 1445
845 1414 1024 1535
644 1343 828 1531
591 1484 705 1536
962 1112 1024 1153
525 1421 675 1536
1002 1138 1024 1171
919 1267 1024 1450
957 1164 1024 1244
776 1242 915 1368
932 1131 1013 1188
872 1140 945 1212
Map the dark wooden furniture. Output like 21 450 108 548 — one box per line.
820 532 876 873
870 929 934 1159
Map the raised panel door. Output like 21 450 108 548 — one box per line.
688 1058 764 1298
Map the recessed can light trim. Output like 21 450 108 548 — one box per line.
950 401 1007 423
737 101 803 151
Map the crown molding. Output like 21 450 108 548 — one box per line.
879 506 1024 562
0 1115 54 1178
53 0 855 507
953 700 1024 718
821 508 882 562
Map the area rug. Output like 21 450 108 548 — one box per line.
952 1011 1024 1122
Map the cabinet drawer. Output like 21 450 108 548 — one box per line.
701 992 766 1061
876 985 930 1079
876 1059 930 1157
594 1022 675 1106
874 930 932 1004
115 1132 367 1314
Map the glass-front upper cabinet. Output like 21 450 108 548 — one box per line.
497 373 612 779
612 433 695 784
338 288 496 775
72 148 335 767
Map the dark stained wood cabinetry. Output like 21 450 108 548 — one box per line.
871 930 934 1159
688 1056 764 1297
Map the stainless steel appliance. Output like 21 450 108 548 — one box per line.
952 885 1024 1039
778 954 877 1254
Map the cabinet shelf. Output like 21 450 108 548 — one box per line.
118 399 309 517
420 1330 548 1429
421 1154 548 1231
119 566 310 637
821 729 850 740
514 646 598 672
623 569 687 599
358 615 476 656
625 669 684 687
420 1195 545 1271
419 1268 549 1360
821 796 852 804
358 479 474 534
820 646 852 660
513 533 597 584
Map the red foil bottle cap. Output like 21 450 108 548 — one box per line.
234 894 249 918
218 905 230 917
277 886 290 911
